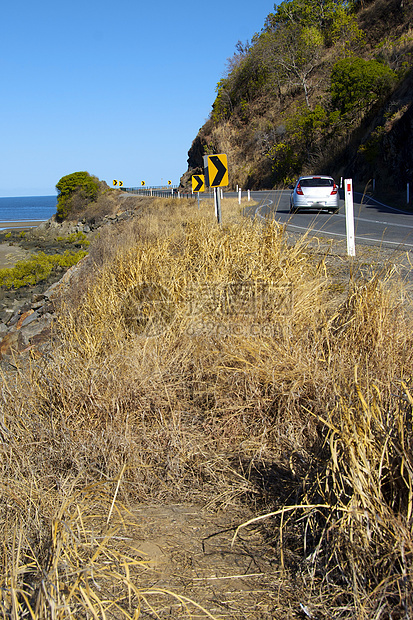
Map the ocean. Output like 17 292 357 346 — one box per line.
0 195 57 225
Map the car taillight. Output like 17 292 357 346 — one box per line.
330 183 338 195
296 183 304 195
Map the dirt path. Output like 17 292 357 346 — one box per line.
122 504 284 619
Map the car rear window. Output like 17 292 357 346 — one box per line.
300 178 334 187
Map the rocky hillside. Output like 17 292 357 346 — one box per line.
181 0 413 202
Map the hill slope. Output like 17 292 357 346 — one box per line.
181 0 413 202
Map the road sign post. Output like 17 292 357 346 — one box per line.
203 154 228 224
344 179 356 257
192 174 205 210
214 187 222 224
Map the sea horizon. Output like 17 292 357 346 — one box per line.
0 195 57 225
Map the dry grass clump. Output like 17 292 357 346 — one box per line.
1 197 413 618
0 469 218 619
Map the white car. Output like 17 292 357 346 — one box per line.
289 175 339 214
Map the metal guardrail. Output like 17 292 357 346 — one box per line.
120 187 196 199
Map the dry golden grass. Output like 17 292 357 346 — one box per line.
1 196 413 618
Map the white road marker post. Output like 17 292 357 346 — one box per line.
344 178 356 257
238 188 242 204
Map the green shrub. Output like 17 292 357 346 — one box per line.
265 104 338 182
56 172 101 221
56 231 90 247
0 250 88 289
330 57 397 116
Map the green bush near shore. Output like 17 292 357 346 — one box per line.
56 231 90 247
56 171 102 221
0 250 88 288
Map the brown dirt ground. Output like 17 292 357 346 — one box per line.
113 503 293 620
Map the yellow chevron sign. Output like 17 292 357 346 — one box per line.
192 174 205 192
207 154 228 187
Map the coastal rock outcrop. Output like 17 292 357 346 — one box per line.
0 192 154 370
0 257 86 367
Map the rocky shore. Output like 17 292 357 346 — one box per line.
0 192 150 368
0 266 73 364
0 225 86 368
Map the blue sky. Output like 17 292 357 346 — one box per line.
1 0 274 196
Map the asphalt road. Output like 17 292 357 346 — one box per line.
242 189 413 251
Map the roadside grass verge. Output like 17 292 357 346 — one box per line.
1 196 412 618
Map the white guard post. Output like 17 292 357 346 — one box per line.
344 179 356 257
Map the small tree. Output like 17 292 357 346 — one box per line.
56 171 101 221
256 21 324 108
330 57 397 116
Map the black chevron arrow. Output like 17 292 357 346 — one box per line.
193 175 204 192
209 155 227 186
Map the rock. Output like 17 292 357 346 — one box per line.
38 301 54 315
0 330 23 358
32 293 46 303
18 315 53 348
15 309 35 329
0 308 14 324
44 281 61 301
19 310 39 329
7 311 21 327
17 302 33 315
31 300 45 311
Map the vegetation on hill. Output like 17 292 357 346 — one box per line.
183 0 413 200
1 196 412 617
56 171 108 221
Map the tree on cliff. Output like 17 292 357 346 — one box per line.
56 172 103 221
330 57 397 117
211 0 363 122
